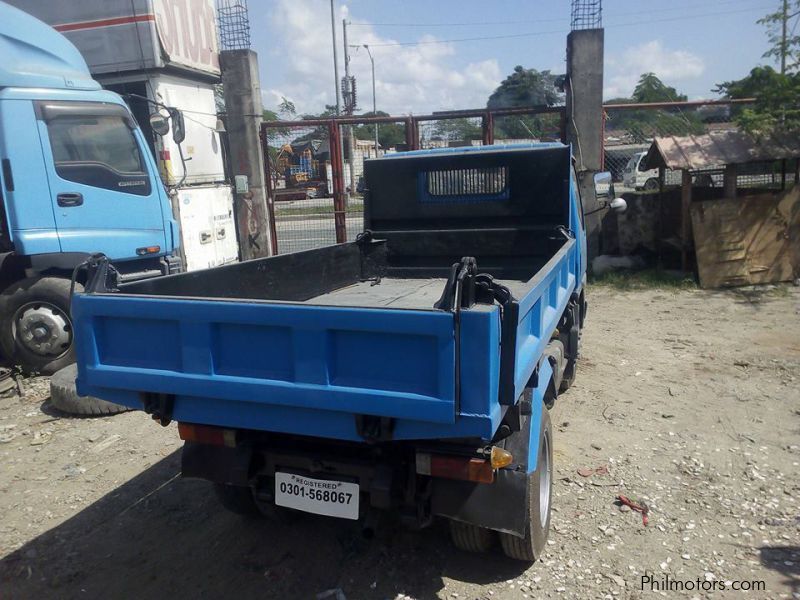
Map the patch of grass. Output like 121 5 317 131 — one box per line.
590 269 697 291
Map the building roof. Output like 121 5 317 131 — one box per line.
642 130 800 171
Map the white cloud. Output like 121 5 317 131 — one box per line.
262 0 502 116
604 40 705 99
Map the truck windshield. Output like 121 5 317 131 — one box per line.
45 114 151 196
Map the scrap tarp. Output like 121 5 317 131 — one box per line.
690 187 800 288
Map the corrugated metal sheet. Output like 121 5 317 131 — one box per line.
643 130 800 171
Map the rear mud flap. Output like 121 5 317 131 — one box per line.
181 441 252 486
430 468 529 537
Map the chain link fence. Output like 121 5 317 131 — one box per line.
601 99 787 194
262 107 564 254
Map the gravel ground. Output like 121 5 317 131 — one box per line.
0 284 798 599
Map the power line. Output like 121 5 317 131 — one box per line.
350 0 770 29
361 5 775 48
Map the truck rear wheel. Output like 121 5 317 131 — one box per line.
499 407 553 562
449 520 496 553
0 277 81 375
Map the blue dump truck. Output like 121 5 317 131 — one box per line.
72 145 614 561
0 2 181 373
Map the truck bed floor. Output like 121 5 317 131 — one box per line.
305 278 447 309
305 277 529 310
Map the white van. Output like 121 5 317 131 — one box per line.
623 151 715 191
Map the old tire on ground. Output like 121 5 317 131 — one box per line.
50 364 131 416
449 520 497 553
0 277 81 375
500 406 553 562
643 177 660 192
214 483 262 517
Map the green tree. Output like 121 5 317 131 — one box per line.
713 1 800 136
758 0 800 73
353 111 406 148
632 72 688 103
487 66 564 139
487 66 563 108
604 73 704 142
716 66 800 134
430 118 482 142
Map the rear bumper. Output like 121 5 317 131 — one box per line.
181 432 529 536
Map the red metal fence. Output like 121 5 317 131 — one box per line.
260 106 566 254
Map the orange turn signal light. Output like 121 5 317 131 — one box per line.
490 446 514 469
136 245 161 255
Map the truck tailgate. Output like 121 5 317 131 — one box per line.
73 294 457 425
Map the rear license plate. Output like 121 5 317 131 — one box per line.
274 472 359 520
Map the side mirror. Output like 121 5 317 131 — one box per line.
594 171 614 200
168 108 186 144
149 112 170 136
609 197 627 213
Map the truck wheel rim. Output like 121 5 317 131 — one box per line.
539 429 552 525
13 302 72 358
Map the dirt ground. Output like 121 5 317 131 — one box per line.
1 284 798 599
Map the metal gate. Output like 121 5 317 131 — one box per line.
261 106 566 254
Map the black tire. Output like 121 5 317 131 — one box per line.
643 178 660 192
449 520 496 553
49 364 131 416
0 277 81 375
214 483 262 517
500 407 553 562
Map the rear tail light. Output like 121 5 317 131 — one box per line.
416 452 496 484
178 422 236 448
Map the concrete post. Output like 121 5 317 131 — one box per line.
566 28 604 260
220 50 272 260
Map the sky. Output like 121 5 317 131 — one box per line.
249 0 779 117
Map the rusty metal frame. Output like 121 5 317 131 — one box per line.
260 105 569 253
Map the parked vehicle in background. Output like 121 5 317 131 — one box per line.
623 151 715 191
5 0 239 273
0 2 181 373
72 144 624 561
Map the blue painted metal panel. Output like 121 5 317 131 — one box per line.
74 294 458 426
0 86 176 258
512 238 578 401
0 99 60 252
395 142 565 158
36 119 169 259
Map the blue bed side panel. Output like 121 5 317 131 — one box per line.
513 238 578 401
73 295 504 442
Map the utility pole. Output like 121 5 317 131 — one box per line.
342 19 355 199
364 44 379 153
330 0 341 115
782 0 788 74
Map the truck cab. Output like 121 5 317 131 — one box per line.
0 2 180 373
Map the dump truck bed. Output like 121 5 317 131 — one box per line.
73 145 583 444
